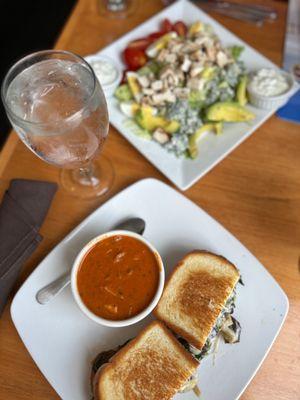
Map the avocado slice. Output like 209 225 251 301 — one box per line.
114 84 133 102
188 90 206 109
206 102 255 122
201 66 216 80
123 119 152 140
236 75 248 106
135 107 163 131
188 21 203 37
229 45 244 61
164 120 180 134
135 106 180 133
188 123 223 159
138 61 160 76
214 122 223 135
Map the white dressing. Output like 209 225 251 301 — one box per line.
90 59 118 86
249 68 289 97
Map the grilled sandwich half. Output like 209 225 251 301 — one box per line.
154 251 241 360
92 320 199 400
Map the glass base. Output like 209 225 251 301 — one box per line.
60 156 114 199
99 0 138 19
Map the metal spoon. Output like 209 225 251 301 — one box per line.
35 218 146 305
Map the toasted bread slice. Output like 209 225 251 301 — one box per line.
95 320 198 400
154 251 240 349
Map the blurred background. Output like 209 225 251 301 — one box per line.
0 0 76 148
0 0 296 149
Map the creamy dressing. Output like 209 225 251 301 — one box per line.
249 68 289 97
90 59 118 86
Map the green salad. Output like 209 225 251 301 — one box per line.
115 21 255 159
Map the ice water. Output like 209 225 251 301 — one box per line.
5 59 108 168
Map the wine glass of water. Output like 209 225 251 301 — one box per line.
1 50 114 199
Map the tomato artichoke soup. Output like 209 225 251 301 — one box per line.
77 235 160 320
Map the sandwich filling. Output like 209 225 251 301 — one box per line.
91 341 130 400
178 287 241 361
178 372 198 393
91 287 240 398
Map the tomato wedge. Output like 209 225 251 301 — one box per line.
127 38 152 52
148 31 165 41
123 47 147 71
161 18 173 33
121 19 188 71
173 21 188 37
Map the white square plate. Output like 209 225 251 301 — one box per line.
11 178 288 400
92 0 298 190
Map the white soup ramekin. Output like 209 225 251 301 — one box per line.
71 230 164 328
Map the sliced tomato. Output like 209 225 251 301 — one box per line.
147 31 165 41
161 18 173 33
123 47 147 71
127 38 152 52
173 21 188 37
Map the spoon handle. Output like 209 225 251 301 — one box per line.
36 272 71 305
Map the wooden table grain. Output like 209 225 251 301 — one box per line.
0 1 299 399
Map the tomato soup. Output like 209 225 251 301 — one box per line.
77 235 160 320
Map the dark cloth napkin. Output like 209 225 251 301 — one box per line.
0 179 57 316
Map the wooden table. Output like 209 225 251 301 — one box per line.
0 1 299 399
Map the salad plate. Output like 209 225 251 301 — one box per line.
89 0 297 190
11 178 288 400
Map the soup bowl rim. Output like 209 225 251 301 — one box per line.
70 230 165 328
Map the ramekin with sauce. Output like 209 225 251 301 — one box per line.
247 68 295 110
71 230 164 327
84 54 122 98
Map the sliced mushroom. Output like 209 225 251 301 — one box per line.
91 349 116 378
220 315 241 344
91 339 131 381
